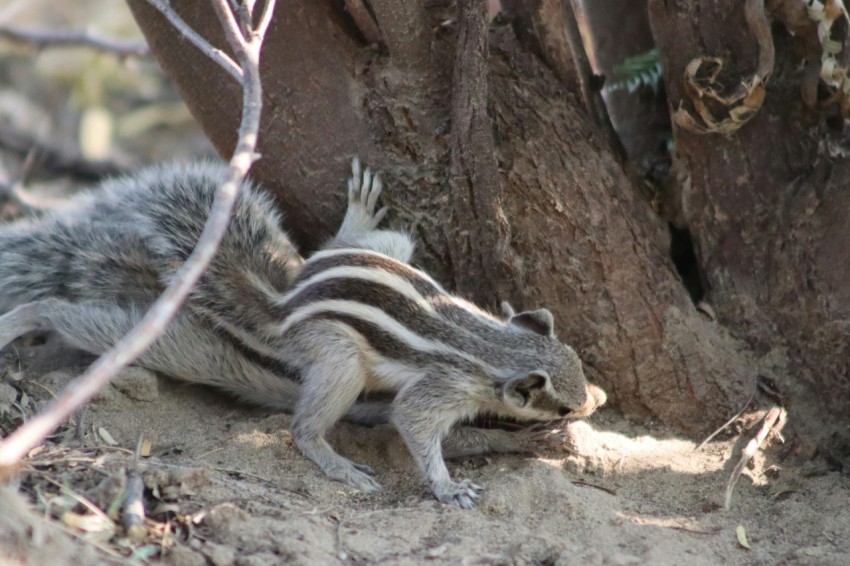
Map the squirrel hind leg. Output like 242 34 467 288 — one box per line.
0 300 57 351
291 327 383 493
325 158 416 263
0 299 153 361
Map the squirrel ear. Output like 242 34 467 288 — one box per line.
503 372 550 407
510 308 555 337
500 301 516 317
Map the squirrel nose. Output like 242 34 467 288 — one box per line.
567 384 608 418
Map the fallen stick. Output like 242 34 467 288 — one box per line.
121 436 147 542
723 406 787 510
695 395 754 451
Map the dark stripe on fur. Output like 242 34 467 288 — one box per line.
210 325 302 382
296 251 525 345
280 277 540 367
296 252 442 297
309 312 485 378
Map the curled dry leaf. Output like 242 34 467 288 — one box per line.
673 0 773 134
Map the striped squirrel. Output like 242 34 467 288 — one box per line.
0 159 605 508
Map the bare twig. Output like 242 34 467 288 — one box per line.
121 436 147 542
144 0 244 83
0 0 276 474
571 480 617 496
664 525 721 536
695 395 754 451
0 149 69 213
0 26 150 58
254 0 276 39
723 406 787 510
561 1 625 160
0 124 127 181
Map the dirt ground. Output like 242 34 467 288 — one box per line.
1 338 849 565
1 2 849 565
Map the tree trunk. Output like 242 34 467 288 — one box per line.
127 0 759 435
578 0 670 161
649 0 850 439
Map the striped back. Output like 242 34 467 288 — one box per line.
274 248 586 403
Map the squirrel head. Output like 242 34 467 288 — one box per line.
497 304 607 421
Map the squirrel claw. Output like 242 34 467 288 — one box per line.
434 478 483 509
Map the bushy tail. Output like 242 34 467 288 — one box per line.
0 220 57 312
0 210 165 313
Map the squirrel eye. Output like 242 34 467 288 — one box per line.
558 407 572 417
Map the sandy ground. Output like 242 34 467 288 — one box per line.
1 4 849 564
1 338 849 565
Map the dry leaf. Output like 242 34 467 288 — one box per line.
98 427 118 446
736 525 752 549
8 370 25 382
140 438 152 458
27 445 46 459
62 510 115 538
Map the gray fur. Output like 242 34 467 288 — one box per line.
0 158 605 509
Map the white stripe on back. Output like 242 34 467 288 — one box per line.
278 299 509 376
306 248 448 292
275 265 433 310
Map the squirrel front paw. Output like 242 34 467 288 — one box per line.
432 478 483 509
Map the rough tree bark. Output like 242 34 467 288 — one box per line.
649 0 850 441
127 0 760 435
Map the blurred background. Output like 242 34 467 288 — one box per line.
0 0 213 214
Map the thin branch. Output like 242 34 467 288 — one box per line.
212 0 250 49
561 0 625 160
0 26 150 57
0 123 127 181
0 0 276 473
723 406 787 510
695 395 754 451
121 436 147 541
235 2 253 38
144 0 244 83
255 0 277 40
0 150 69 213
